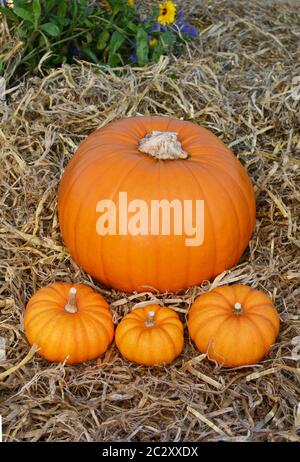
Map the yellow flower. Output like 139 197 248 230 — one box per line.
102 0 110 9
157 1 176 26
128 0 135 6
149 37 158 47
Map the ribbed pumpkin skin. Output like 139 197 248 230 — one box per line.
188 284 280 367
24 283 114 364
115 305 184 365
58 116 256 293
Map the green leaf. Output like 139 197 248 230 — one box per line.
51 55 65 65
136 27 148 66
16 24 28 40
13 0 29 6
0 58 4 74
57 0 67 17
109 31 124 54
0 6 19 22
40 22 61 37
13 6 34 23
108 30 124 66
44 0 59 13
85 31 93 44
33 0 41 29
97 29 110 51
38 33 49 48
70 0 78 21
84 19 94 28
111 0 122 15
50 15 68 30
126 22 138 33
151 41 165 62
80 48 100 64
161 30 177 47
107 54 121 67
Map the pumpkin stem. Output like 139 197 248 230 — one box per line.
139 131 189 160
145 310 156 327
65 287 78 314
233 302 243 315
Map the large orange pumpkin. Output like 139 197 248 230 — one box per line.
24 282 114 364
58 116 256 293
188 284 280 367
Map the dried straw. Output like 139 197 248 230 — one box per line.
0 0 300 442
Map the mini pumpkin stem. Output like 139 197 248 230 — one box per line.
145 310 156 327
139 131 189 160
65 287 78 314
233 302 243 315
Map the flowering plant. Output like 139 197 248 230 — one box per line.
0 0 197 79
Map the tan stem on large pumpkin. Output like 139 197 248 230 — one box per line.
65 287 78 314
233 302 243 315
139 131 189 160
144 310 156 327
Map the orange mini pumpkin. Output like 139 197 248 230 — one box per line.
115 305 184 365
58 116 256 293
188 284 280 367
24 282 114 364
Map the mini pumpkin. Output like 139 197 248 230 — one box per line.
188 284 280 367
115 305 184 365
58 116 256 293
24 282 114 364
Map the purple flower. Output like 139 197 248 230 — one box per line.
69 44 81 58
151 23 160 32
130 53 138 62
180 23 198 38
176 10 186 22
151 11 197 38
151 22 166 33
175 10 197 38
